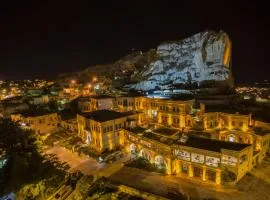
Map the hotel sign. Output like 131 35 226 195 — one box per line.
221 155 237 166
206 156 220 167
175 149 190 161
191 153 205 164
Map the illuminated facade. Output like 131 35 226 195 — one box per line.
77 110 142 152
125 128 253 185
30 95 49 105
115 96 200 129
78 96 114 113
76 95 270 185
11 111 59 134
203 112 270 163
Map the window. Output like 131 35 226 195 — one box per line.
173 118 179 124
193 166 202 178
206 170 216 182
182 164 188 174
210 121 214 128
240 155 247 164
239 121 243 127
232 121 235 126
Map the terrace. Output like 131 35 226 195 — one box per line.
80 110 137 122
253 127 270 136
153 127 179 137
126 126 147 134
127 126 178 146
178 136 251 153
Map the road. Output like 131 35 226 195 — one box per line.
46 146 270 200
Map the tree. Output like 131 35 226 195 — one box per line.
0 119 69 198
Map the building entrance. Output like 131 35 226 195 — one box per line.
193 166 203 178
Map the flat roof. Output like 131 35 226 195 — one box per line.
181 136 251 153
80 110 137 122
19 109 56 117
58 109 76 121
253 128 270 136
90 95 113 99
153 128 179 136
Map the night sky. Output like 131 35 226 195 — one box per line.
0 1 269 84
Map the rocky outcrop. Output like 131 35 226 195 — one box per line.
128 30 233 91
58 30 233 92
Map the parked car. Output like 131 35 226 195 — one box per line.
101 151 124 163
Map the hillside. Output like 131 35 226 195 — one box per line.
57 30 233 92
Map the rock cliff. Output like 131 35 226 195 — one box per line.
58 30 233 92
128 30 233 91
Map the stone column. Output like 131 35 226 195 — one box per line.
202 166 206 181
188 164 193 177
177 160 182 174
166 158 172 175
216 169 221 185
150 154 155 164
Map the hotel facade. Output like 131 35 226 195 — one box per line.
77 95 270 185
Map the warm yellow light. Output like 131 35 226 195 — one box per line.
88 84 92 88
223 39 231 67
71 80 76 84
92 77 97 82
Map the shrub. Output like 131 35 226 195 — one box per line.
221 168 236 182
125 157 166 174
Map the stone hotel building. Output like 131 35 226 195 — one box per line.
77 95 270 185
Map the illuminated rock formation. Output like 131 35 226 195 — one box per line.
58 30 233 92
128 30 233 91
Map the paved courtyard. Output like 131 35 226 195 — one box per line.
45 146 128 177
109 161 270 200
46 146 270 200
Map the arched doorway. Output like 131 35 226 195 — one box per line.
154 155 167 169
227 134 236 142
140 149 151 161
130 143 137 159
85 130 91 144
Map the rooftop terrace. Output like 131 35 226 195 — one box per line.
253 127 270 136
18 109 56 117
153 128 179 136
181 136 251 153
127 126 177 145
127 126 251 152
80 110 137 122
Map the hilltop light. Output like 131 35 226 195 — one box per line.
92 77 97 82
71 80 76 84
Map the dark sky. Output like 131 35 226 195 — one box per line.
0 1 269 84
